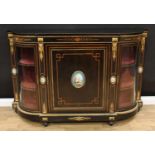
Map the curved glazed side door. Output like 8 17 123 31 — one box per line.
15 45 40 112
117 42 139 111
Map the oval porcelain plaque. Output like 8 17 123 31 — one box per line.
71 70 86 88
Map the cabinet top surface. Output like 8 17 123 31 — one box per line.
8 28 147 36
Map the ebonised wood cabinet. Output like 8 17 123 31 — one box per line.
8 30 148 126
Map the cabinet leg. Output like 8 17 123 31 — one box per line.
108 121 115 126
12 102 18 113
137 100 143 112
42 121 48 127
41 117 49 127
108 116 115 126
139 100 143 108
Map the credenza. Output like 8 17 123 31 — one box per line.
8 30 148 126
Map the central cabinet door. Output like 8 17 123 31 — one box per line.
47 45 109 112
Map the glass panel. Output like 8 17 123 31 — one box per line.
120 67 134 89
20 67 36 89
21 88 37 110
118 88 134 108
19 48 34 65
16 47 38 111
121 46 136 65
118 44 137 110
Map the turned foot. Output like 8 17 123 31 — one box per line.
42 117 49 127
42 122 48 127
108 121 115 126
12 103 18 113
108 116 115 126
137 100 143 112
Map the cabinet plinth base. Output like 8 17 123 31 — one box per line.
14 102 141 126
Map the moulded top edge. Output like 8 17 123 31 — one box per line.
7 30 148 38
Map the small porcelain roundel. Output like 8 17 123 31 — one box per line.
71 70 86 88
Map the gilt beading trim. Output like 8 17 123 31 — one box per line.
112 37 118 60
8 33 14 55
38 38 44 61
